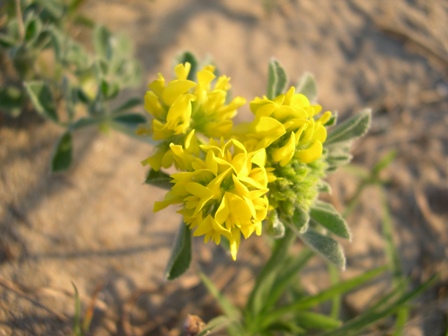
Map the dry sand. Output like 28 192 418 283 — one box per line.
1 0 447 335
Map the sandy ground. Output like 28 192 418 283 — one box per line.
1 0 447 335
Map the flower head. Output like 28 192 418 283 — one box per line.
140 63 246 171
236 87 332 167
154 138 269 260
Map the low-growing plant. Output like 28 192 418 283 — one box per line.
142 52 436 335
1 3 436 332
1 0 145 171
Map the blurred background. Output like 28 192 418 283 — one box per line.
1 0 447 334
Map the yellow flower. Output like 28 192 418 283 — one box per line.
141 62 246 171
154 139 269 260
245 86 332 166
191 65 246 138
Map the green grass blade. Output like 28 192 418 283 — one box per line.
199 272 240 320
321 274 438 336
262 248 314 312
263 266 387 325
72 282 82 336
294 311 341 330
197 315 233 336
245 229 295 320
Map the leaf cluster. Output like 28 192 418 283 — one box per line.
1 0 145 171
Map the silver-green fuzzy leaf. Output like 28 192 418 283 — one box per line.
299 229 346 269
310 200 351 240
267 58 288 99
296 72 317 103
325 109 371 145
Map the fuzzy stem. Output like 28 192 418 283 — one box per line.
15 0 25 43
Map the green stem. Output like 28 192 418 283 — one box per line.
15 0 25 43
329 263 341 319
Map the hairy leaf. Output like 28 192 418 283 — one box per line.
299 229 345 269
165 222 192 280
93 25 113 61
310 201 351 240
326 109 371 145
267 58 288 99
296 72 317 103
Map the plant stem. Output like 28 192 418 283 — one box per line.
329 263 341 319
15 0 25 43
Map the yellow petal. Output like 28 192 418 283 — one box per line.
295 140 323 163
174 62 191 80
229 228 241 261
314 123 327 143
317 111 332 125
162 80 196 105
272 132 296 166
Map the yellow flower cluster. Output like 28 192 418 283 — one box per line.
142 62 332 260
234 87 331 167
139 63 246 171
154 138 269 260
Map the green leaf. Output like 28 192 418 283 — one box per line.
175 51 198 81
199 273 240 319
246 230 296 321
24 17 42 44
325 109 371 146
267 58 288 99
197 316 234 336
322 275 438 336
324 111 338 127
62 76 76 121
24 81 58 123
49 26 63 62
310 201 351 240
0 86 24 117
372 150 397 176
296 72 317 102
100 79 119 99
325 143 353 171
77 87 92 104
287 206 310 234
262 248 314 313
72 117 102 130
266 320 306 334
317 180 332 193
38 0 65 19
262 266 387 326
165 222 192 280
112 97 143 114
299 229 345 269
72 282 82 336
0 33 17 48
145 169 172 189
93 25 113 61
294 311 341 330
112 113 146 130
52 131 72 172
